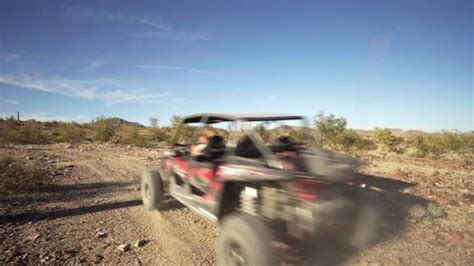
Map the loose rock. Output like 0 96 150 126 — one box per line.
117 243 131 252
134 239 148 248
96 231 107 239
27 233 41 242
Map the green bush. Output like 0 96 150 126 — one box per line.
90 116 117 142
168 115 194 144
0 118 48 144
405 135 429 156
145 117 166 143
313 112 347 146
353 137 377 151
149 117 159 128
373 128 404 153
145 127 164 142
426 131 463 154
288 127 314 145
313 112 371 151
407 131 473 156
56 122 86 143
115 124 144 145
11 122 48 144
460 132 474 153
334 129 360 151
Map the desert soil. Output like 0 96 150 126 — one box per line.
0 144 473 265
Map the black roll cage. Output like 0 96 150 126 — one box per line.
171 113 309 169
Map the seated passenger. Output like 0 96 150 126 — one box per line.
191 128 215 156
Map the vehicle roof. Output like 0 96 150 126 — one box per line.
183 113 304 123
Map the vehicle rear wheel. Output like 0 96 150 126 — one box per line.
141 170 164 210
217 213 277 266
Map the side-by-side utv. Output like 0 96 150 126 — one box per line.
141 113 378 265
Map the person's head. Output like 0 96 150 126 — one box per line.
198 128 215 144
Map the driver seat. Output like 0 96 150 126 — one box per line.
190 136 226 194
200 135 226 162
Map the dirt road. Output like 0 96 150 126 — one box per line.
1 144 217 265
1 144 473 264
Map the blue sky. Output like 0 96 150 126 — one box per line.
0 0 472 131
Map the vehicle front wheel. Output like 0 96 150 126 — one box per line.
217 213 277 266
141 170 164 210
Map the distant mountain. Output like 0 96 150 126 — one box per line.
274 125 430 138
355 128 429 137
103 117 145 128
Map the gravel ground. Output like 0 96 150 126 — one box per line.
0 144 472 265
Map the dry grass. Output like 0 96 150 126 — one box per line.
0 152 50 192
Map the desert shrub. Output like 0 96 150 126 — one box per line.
288 127 315 146
149 117 159 128
4 116 18 128
56 122 86 143
43 120 59 127
146 127 166 142
405 135 429 156
353 137 377 150
373 128 404 153
168 115 194 144
0 117 15 143
170 115 184 128
426 131 463 154
90 116 117 142
0 153 50 192
313 112 371 151
334 129 360 151
115 124 144 145
313 112 347 146
14 122 48 144
407 131 473 156
0 118 48 144
145 117 166 143
460 132 474 153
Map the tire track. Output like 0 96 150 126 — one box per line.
58 147 217 265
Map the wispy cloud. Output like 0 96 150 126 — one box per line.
0 96 20 105
0 52 73 62
128 30 210 41
122 16 210 41
63 6 209 41
0 111 90 122
81 59 105 72
0 52 21 59
130 64 215 75
0 73 171 106
134 18 172 32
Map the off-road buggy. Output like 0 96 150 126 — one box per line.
141 113 377 265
